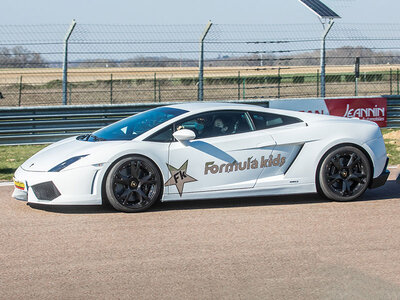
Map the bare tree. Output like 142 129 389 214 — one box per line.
0 46 46 68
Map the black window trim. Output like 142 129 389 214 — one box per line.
247 110 303 131
144 124 174 143
244 111 256 131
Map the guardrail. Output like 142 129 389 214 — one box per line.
0 103 159 145
1 97 398 145
0 100 269 145
386 95 400 128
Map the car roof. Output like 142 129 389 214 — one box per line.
166 101 308 119
165 101 360 125
168 102 268 113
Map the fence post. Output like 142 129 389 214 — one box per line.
397 69 399 95
277 67 281 99
238 71 241 100
154 73 157 102
317 70 319 97
198 21 212 101
243 78 246 100
355 57 360 96
158 81 161 102
320 21 334 98
110 74 113 104
62 19 77 105
18 75 23 107
355 76 358 96
68 84 72 105
390 68 393 95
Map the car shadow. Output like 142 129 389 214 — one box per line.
26 179 400 214
28 203 118 214
359 179 400 201
150 193 326 212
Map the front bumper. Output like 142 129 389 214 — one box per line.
12 164 105 205
369 157 390 189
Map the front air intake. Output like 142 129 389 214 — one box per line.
31 181 61 201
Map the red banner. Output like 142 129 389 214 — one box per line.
324 97 387 127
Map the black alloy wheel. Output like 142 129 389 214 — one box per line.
105 155 162 212
318 146 372 201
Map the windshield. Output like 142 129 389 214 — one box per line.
84 107 187 141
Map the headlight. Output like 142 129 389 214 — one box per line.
48 155 88 172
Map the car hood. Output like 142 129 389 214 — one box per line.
21 136 120 172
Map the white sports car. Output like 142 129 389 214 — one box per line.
13 102 389 212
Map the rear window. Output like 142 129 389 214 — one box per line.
249 111 302 130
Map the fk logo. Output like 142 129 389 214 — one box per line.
173 170 187 183
165 160 197 196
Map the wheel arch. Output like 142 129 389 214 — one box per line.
314 142 374 194
100 153 165 205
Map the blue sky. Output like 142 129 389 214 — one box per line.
1 0 399 25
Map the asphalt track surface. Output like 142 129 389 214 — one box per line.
1 168 400 299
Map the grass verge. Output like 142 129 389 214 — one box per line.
381 128 400 165
0 144 47 181
1 129 400 182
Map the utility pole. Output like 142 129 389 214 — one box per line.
320 20 334 97
298 0 340 98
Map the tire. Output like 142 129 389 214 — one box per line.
318 146 372 201
105 155 162 212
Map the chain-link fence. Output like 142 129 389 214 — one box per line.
1 23 400 106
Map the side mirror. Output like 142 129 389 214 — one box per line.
173 129 196 142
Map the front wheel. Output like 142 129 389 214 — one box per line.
105 155 162 212
318 146 372 201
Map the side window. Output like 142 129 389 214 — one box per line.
249 111 302 130
175 111 252 139
145 125 173 143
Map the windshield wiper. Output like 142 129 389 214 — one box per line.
90 134 106 141
76 134 106 142
76 134 90 141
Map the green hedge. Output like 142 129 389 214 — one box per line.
293 76 305 84
325 75 342 82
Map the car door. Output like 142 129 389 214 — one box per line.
166 110 276 196
246 111 307 184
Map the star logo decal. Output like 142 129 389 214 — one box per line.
165 160 197 196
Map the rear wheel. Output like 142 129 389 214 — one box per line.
105 155 162 212
318 146 371 201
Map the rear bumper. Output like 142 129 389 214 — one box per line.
369 157 390 189
369 170 390 189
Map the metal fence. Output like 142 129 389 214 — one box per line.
1 23 400 106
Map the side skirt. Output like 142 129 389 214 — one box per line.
161 183 316 202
